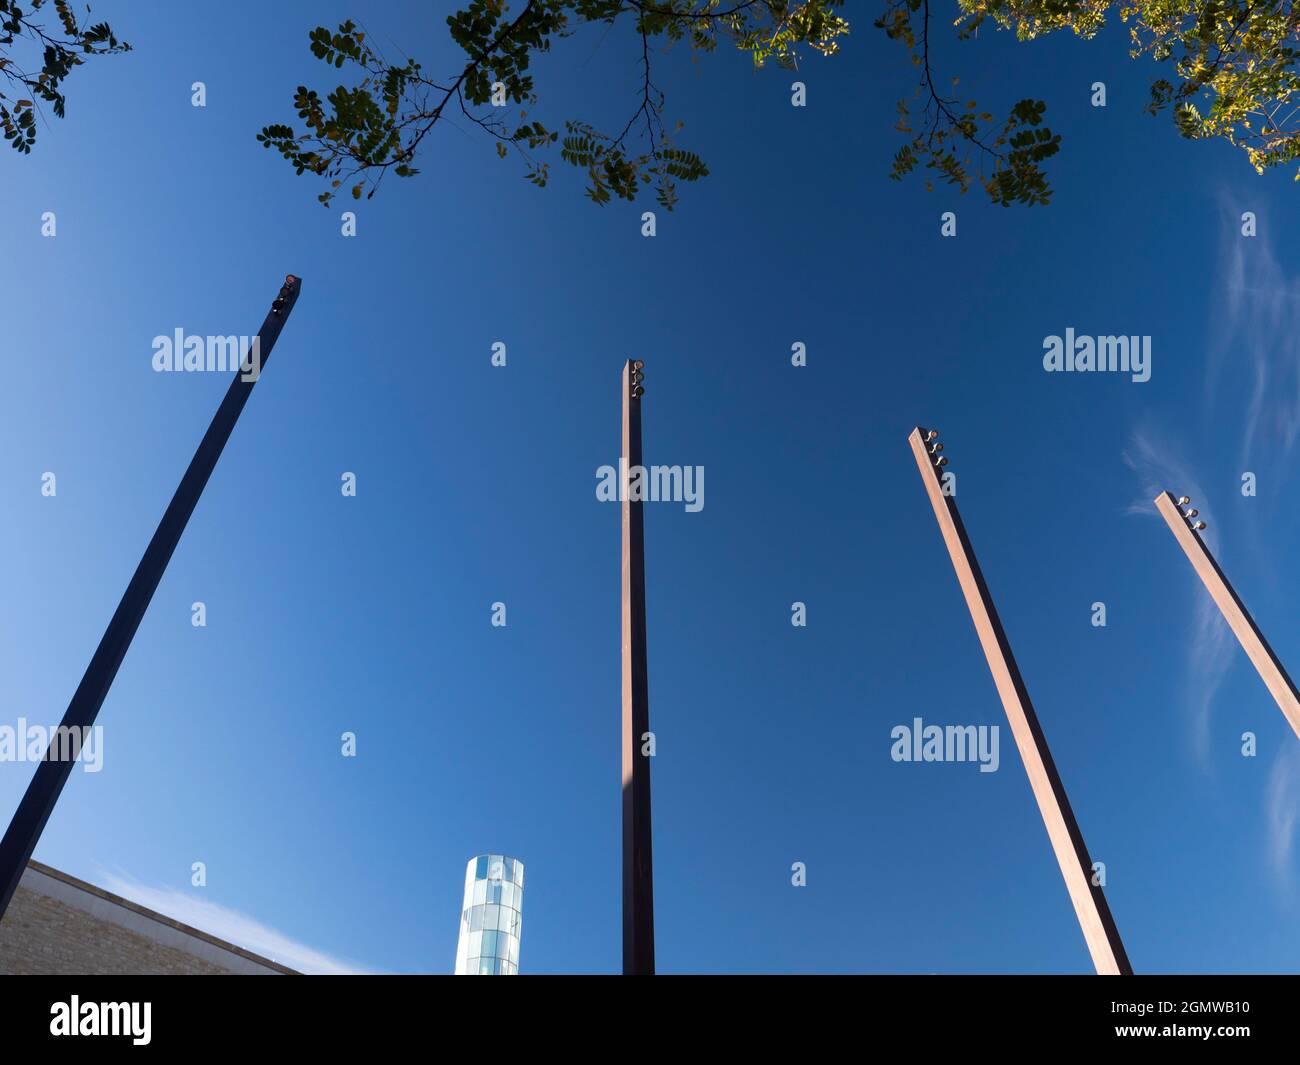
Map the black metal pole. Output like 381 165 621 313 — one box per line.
620 358 655 974
0 275 302 921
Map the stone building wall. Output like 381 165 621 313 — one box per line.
0 862 295 975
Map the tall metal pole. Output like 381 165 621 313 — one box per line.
621 358 655 975
0 275 303 922
1155 490 1300 741
907 427 1131 975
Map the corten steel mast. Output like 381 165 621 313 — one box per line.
0 276 303 922
621 358 655 975
1155 490 1300 741
907 427 1131 975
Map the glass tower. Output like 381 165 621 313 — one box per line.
454 854 524 975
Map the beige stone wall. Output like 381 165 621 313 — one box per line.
0 863 295 976
0 883 234 975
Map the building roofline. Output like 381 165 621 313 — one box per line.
25 860 300 975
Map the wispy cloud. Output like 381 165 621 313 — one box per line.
1210 196 1300 505
1122 425 1234 764
96 870 372 975
1265 743 1300 890
1208 199 1300 882
1121 426 1213 523
1135 198 1300 880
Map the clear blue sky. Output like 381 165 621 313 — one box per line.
2 1 1299 974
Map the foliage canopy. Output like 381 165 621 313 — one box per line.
0 0 129 154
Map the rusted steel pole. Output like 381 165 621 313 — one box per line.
1155 490 1300 741
908 427 1131 975
621 359 655 975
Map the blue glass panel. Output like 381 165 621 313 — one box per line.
475 855 488 880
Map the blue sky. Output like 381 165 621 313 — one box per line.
2 1 1299 974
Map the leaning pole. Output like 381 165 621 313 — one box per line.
1155 490 1300 741
0 275 302 922
907 426 1131 975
